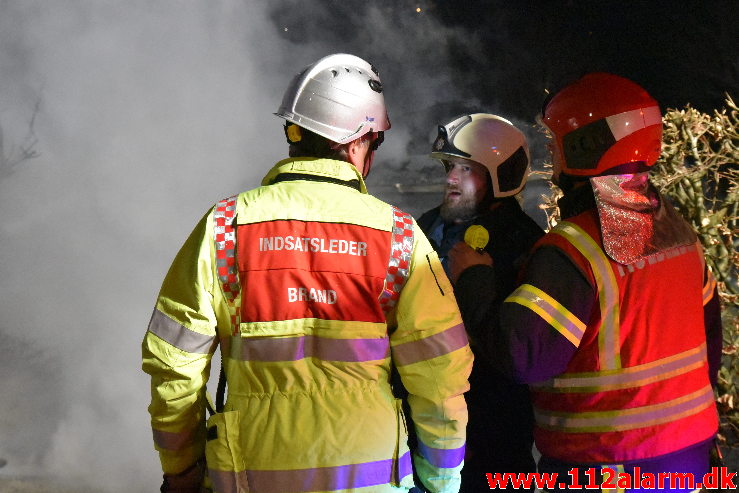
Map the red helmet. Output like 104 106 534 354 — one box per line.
541 73 662 177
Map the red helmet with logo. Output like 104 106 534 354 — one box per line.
541 72 662 177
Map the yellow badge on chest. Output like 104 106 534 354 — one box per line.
464 224 489 252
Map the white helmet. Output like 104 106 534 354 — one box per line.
275 53 391 144
431 113 530 197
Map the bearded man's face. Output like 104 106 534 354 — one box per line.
440 157 489 223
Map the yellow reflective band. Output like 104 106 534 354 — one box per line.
534 384 715 433
506 284 586 347
553 222 622 370
703 270 717 306
532 343 707 393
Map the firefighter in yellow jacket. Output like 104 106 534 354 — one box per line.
142 53 473 493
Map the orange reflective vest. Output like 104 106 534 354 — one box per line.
519 210 718 464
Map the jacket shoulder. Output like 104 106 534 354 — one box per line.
416 206 441 235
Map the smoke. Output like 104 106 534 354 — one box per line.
0 2 290 489
0 2 546 491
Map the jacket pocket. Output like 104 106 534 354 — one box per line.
205 411 250 493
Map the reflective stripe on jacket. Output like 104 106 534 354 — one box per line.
508 211 718 464
142 157 472 493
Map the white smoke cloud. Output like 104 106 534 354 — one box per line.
0 2 544 491
0 2 293 490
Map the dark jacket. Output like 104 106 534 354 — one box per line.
418 197 544 492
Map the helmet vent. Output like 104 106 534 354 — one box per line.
275 54 390 143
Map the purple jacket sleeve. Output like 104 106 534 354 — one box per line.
458 245 595 384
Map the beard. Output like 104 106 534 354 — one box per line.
440 188 481 223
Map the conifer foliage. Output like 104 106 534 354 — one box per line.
652 96 739 446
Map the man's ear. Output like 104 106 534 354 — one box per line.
346 138 362 158
345 138 366 174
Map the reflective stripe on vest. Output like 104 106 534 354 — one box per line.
148 308 218 354
552 221 622 370
534 384 715 433
379 207 414 315
221 322 469 365
506 283 586 347
222 333 390 362
214 196 241 333
391 322 468 367
209 451 412 493
703 269 717 306
417 441 465 468
532 342 708 393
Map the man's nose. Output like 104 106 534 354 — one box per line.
446 166 460 184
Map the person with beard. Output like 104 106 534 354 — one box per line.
416 113 544 492
449 74 722 492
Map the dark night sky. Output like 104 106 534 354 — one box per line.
433 1 737 115
271 0 737 125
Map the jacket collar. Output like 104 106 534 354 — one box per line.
261 157 368 193
557 182 597 220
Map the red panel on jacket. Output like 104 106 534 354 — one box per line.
237 220 391 323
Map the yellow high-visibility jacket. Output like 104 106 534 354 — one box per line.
142 157 472 493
